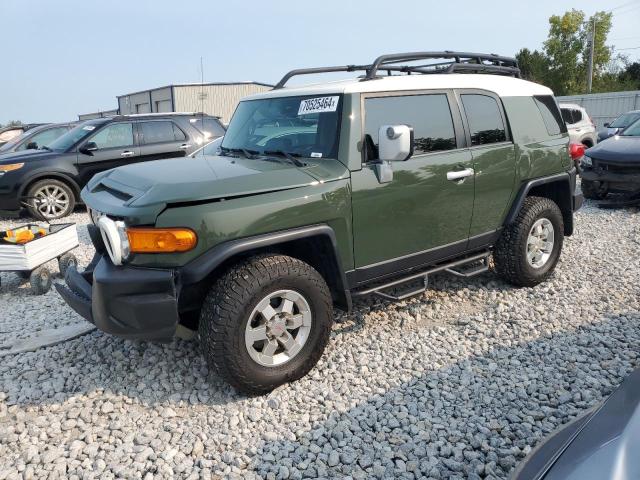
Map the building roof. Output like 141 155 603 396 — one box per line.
117 81 273 98
244 74 553 101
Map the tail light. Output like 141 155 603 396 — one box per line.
568 143 585 161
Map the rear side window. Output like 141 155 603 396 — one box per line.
572 109 583 123
561 108 574 124
534 96 567 135
140 121 182 144
460 94 507 145
364 94 457 158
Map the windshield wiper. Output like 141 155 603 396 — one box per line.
261 150 306 167
220 146 259 159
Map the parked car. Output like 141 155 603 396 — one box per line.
56 51 583 394
512 367 640 480
0 122 76 156
0 113 221 219
0 124 44 147
559 103 597 147
598 109 640 141
579 118 640 199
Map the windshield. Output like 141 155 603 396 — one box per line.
222 95 342 159
610 112 640 129
620 119 640 137
47 121 106 151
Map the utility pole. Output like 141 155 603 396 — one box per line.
586 17 596 93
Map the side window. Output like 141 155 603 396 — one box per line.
572 109 583 123
533 96 567 135
561 108 574 125
364 94 457 159
90 123 134 149
17 127 68 151
140 121 178 144
172 123 186 141
460 94 507 146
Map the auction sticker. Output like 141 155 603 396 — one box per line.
82 125 96 131
298 96 339 115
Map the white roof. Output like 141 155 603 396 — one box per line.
245 74 553 100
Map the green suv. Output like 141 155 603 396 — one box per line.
57 52 583 394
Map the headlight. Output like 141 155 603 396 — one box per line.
581 156 593 168
97 216 130 265
0 163 24 176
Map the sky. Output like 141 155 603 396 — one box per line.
0 0 638 124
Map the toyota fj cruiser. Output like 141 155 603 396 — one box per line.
57 52 583 394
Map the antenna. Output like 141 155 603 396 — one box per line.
200 56 205 143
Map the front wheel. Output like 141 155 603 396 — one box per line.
494 196 564 287
25 179 76 220
199 254 333 394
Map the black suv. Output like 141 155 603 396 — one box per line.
0 113 225 219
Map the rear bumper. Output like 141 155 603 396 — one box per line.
55 254 180 341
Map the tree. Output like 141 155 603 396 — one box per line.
514 9 624 95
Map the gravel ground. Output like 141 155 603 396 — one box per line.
1 201 639 479
0 211 94 347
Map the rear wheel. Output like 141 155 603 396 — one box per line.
494 196 564 287
25 179 75 220
198 254 333 394
581 179 608 200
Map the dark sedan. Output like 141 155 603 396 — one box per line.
513 368 640 479
579 119 640 200
598 110 640 141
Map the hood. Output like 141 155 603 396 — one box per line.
83 154 350 222
586 136 640 163
544 368 640 480
0 148 60 162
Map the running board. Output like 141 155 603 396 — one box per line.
352 251 491 301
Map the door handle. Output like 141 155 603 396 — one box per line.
446 168 474 181
120 151 135 158
179 143 190 150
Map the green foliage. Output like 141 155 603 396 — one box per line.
515 9 631 95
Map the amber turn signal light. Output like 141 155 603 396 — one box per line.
126 228 197 253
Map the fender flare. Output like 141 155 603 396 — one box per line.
179 224 352 311
504 170 573 226
20 172 82 200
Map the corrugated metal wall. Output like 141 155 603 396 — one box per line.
174 84 271 123
557 90 640 128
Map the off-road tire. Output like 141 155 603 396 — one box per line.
494 196 564 287
25 179 76 220
199 254 333 394
581 179 608 200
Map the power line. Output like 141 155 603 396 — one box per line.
606 0 640 12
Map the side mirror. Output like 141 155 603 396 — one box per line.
603 122 610 128
378 125 413 161
26 141 38 150
80 142 98 154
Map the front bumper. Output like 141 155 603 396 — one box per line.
55 254 180 341
580 163 640 193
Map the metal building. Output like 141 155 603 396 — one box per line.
557 90 640 128
78 109 119 121
116 82 272 124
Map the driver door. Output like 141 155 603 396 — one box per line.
350 91 475 284
76 122 140 186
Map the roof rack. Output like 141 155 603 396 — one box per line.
274 51 521 89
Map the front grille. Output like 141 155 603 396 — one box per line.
593 159 640 175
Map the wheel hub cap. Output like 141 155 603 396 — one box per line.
526 218 555 269
245 289 312 367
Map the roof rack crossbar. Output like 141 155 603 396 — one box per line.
274 51 520 89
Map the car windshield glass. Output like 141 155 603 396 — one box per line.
610 112 640 128
221 95 342 159
47 121 104 151
620 119 640 136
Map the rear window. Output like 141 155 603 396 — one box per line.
460 94 507 146
192 118 225 139
534 96 567 135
